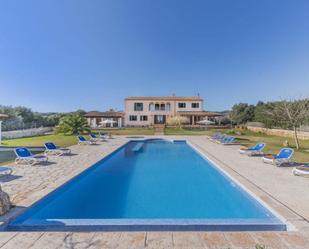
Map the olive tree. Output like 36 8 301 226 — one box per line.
229 103 255 125
264 99 309 149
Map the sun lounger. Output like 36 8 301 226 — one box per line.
262 148 294 166
210 134 226 142
44 142 71 156
0 166 12 175
77 135 95 145
218 136 235 145
293 165 309 177
14 147 48 165
238 143 266 156
90 134 106 142
208 132 221 141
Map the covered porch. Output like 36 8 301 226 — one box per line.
84 111 124 128
177 111 222 126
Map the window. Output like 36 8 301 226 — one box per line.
140 115 148 121
166 103 171 111
134 103 143 111
129 115 137 121
160 104 165 111
192 103 199 108
178 103 186 108
155 103 160 111
149 103 154 111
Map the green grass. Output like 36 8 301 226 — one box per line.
232 129 309 163
1 128 155 148
92 128 154 135
164 127 309 163
1 134 78 148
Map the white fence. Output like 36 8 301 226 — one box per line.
2 127 53 139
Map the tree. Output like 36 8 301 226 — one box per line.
263 99 309 149
0 105 62 131
55 114 90 135
229 103 255 125
166 116 189 128
254 101 276 128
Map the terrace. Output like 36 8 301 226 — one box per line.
0 135 308 248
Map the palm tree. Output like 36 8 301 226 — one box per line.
55 114 90 135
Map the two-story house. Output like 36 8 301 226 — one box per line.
124 96 216 127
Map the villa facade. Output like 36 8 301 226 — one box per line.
85 96 221 128
124 96 220 127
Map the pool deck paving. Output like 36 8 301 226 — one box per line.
0 135 308 248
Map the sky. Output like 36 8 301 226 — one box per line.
0 0 309 112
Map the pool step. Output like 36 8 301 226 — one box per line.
132 142 144 152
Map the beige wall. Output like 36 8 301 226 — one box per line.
247 126 309 140
124 99 203 126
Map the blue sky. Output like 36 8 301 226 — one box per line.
0 0 309 112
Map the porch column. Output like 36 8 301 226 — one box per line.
118 117 122 127
192 116 195 125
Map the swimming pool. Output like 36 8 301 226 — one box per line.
8 139 286 231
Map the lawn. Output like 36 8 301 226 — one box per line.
164 127 309 163
92 128 154 135
233 130 309 163
1 128 154 148
1 134 78 148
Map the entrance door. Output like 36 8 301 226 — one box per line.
154 115 166 124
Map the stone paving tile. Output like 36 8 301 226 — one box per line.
59 232 97 249
224 232 257 249
145 232 173 248
200 232 232 249
172 232 204 248
0 233 17 248
278 232 309 249
0 232 43 249
30 232 70 249
252 232 290 249
116 232 146 249
89 232 122 249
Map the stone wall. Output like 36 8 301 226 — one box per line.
2 127 53 139
247 126 309 140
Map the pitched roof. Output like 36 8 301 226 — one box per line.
125 96 203 101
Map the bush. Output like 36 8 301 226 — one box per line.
55 114 90 135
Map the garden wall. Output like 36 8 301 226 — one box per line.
2 127 53 139
247 126 309 140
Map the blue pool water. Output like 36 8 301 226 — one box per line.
9 139 286 231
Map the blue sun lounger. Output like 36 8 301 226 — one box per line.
218 136 235 145
44 142 71 156
77 136 95 145
14 147 48 165
239 143 266 155
262 148 294 166
90 134 107 142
